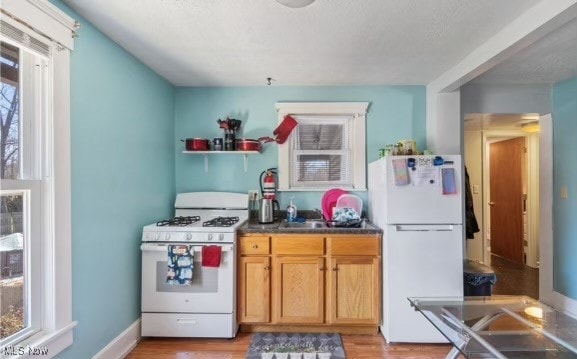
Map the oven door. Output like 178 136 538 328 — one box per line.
141 242 235 313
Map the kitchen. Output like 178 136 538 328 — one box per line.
1 0 576 358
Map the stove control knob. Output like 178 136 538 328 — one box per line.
208 233 213 241
165 233 171 240
153 233 160 241
185 233 193 241
218 234 224 241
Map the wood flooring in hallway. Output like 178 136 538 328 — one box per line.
490 254 539 299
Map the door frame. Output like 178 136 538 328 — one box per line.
481 129 540 268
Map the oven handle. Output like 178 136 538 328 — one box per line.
140 243 234 252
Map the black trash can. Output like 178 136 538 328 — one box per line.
464 259 497 296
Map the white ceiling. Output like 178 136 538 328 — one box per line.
62 0 550 87
470 18 577 86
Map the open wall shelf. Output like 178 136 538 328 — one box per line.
182 150 260 172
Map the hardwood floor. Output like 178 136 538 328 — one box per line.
490 254 539 299
126 332 454 358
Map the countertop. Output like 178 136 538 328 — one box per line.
238 218 382 235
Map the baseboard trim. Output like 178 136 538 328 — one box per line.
92 319 141 359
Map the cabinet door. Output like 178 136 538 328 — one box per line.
238 256 271 323
273 256 324 324
329 257 380 324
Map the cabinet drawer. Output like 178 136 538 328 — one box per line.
273 236 325 255
240 236 270 255
330 237 379 256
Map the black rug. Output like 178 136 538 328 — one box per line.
246 332 345 359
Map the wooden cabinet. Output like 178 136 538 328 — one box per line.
329 256 380 324
273 256 325 323
238 236 271 323
238 232 381 333
327 235 380 325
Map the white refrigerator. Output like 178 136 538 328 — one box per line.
368 155 464 343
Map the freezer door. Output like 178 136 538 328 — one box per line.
370 156 463 224
382 224 463 343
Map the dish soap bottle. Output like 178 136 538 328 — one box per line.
286 197 297 222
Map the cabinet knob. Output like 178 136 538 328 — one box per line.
264 266 270 271
332 267 338 271
252 244 258 249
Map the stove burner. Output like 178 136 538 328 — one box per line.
156 216 201 227
202 216 240 227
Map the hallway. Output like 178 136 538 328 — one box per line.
490 254 539 300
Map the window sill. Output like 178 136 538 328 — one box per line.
9 321 77 359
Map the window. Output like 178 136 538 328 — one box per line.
0 1 77 357
1 37 44 344
276 102 369 191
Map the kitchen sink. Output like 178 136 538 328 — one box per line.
278 219 328 229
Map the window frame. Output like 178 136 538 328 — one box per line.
276 102 369 191
0 1 77 357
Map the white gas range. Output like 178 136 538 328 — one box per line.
140 192 248 338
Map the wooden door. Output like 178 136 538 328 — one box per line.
238 256 270 323
329 256 380 325
273 256 325 323
490 137 525 264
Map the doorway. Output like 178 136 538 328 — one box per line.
464 113 540 299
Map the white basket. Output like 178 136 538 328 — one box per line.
334 194 362 216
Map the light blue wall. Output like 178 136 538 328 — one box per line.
175 86 426 210
552 76 577 300
52 2 176 358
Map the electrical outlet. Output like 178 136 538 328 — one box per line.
472 185 479 194
248 190 260 200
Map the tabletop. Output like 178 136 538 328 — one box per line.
408 295 577 359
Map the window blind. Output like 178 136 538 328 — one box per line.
290 117 352 187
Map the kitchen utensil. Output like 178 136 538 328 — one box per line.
258 198 279 224
321 188 347 221
235 139 262 151
224 133 236 151
217 119 229 131
273 115 298 144
235 137 276 151
334 194 363 216
181 138 209 151
326 218 363 228
212 138 223 151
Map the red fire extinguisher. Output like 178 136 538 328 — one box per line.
260 168 278 200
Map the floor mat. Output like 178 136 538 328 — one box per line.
245 332 345 359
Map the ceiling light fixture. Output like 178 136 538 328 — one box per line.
275 0 316 8
521 121 540 133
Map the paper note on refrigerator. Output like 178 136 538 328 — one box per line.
411 165 439 186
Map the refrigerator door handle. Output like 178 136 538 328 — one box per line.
395 224 455 231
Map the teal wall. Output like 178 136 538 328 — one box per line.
175 86 426 210
552 76 577 300
52 2 176 358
